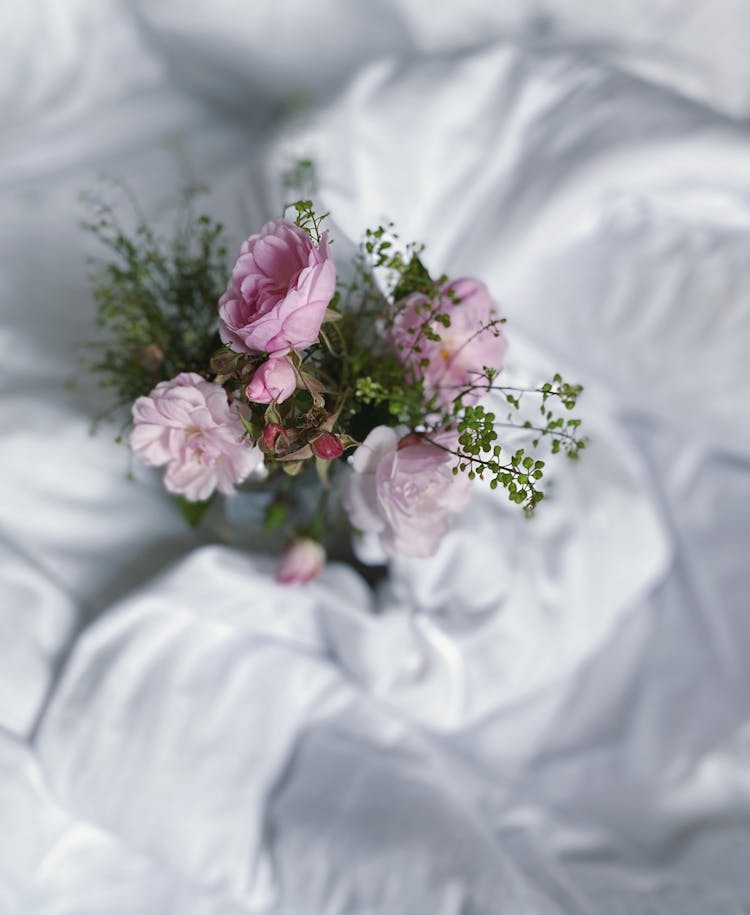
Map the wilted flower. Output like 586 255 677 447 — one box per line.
260 422 285 452
277 539 326 585
343 426 471 558
391 277 507 405
130 372 262 501
219 219 335 356
245 356 298 404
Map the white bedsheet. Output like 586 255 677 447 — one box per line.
2 1 750 912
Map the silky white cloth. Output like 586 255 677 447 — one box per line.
1 1 750 912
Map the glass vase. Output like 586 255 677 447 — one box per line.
207 462 386 585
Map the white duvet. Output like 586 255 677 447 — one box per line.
2 1 750 912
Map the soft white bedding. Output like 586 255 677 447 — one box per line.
2 1 750 912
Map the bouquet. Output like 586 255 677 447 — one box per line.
84 170 585 584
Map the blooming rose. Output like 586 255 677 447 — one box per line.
130 372 262 502
277 539 326 585
219 219 335 355
343 426 471 558
391 277 507 406
245 356 297 404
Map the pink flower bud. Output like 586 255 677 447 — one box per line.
311 432 343 461
245 356 297 404
261 423 284 452
277 539 325 585
139 343 165 372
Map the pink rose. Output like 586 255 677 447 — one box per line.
130 372 262 502
277 539 326 585
343 426 471 558
391 277 507 406
219 219 336 355
245 356 297 404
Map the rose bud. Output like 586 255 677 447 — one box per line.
261 423 285 452
138 343 165 373
277 539 326 585
245 356 297 404
311 432 344 461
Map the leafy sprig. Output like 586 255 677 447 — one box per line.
284 199 328 245
339 224 587 514
82 182 227 418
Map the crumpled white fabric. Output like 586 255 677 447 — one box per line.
31 548 567 913
2 1 750 912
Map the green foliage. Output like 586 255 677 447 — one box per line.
283 203 587 518
175 494 214 527
282 158 317 198
447 405 545 514
390 255 433 300
319 225 445 433
286 199 328 244
264 500 288 532
431 370 587 514
82 182 227 416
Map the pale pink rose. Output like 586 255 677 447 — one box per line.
391 277 507 406
219 219 336 355
130 372 262 502
343 426 471 558
277 539 326 585
245 356 297 404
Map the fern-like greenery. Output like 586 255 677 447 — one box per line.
81 182 228 419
